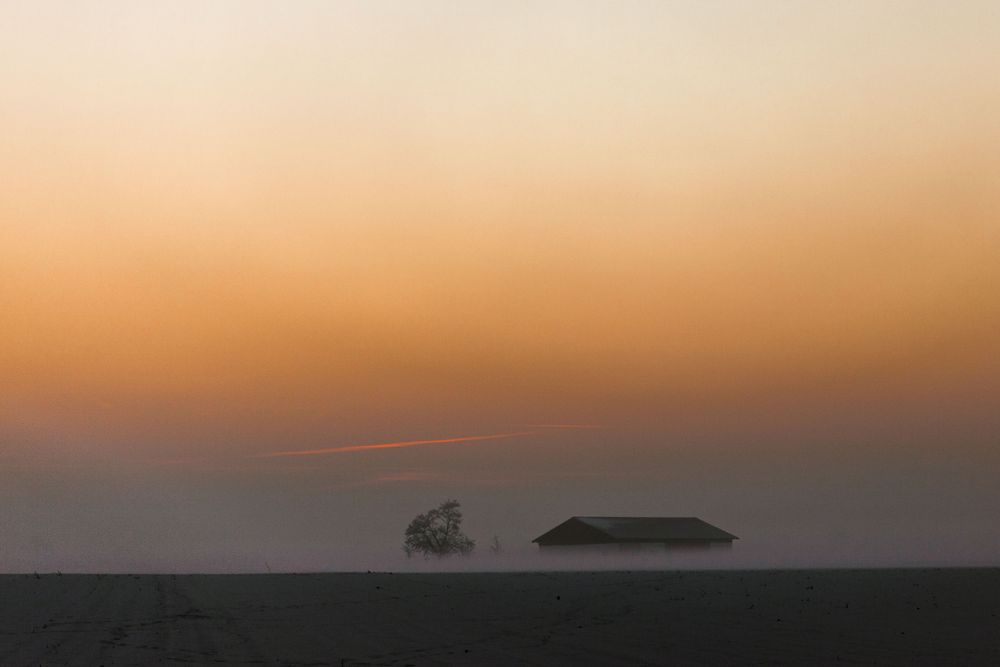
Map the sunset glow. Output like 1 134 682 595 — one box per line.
1 1 998 571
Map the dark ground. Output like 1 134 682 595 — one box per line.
0 568 997 665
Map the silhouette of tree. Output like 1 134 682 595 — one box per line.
490 535 503 556
403 499 475 558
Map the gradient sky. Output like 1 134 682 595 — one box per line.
1 1 999 571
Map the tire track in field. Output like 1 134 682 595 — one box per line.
168 575 268 664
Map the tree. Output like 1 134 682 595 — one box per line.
403 499 475 558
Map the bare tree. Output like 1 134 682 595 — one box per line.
403 499 475 558
490 535 503 556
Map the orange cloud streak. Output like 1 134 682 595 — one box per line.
261 431 537 458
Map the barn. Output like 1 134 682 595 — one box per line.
532 516 737 552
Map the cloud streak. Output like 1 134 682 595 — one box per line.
261 431 537 458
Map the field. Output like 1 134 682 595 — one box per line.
1 568 997 665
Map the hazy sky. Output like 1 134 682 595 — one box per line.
1 1 998 571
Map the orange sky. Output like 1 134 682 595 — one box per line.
1 1 998 570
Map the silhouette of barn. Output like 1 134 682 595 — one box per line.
532 516 737 552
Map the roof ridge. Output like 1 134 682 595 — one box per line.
574 515 703 519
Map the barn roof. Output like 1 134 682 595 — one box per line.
532 516 738 545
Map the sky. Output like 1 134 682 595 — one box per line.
1 1 999 572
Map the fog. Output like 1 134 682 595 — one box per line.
2 419 997 574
